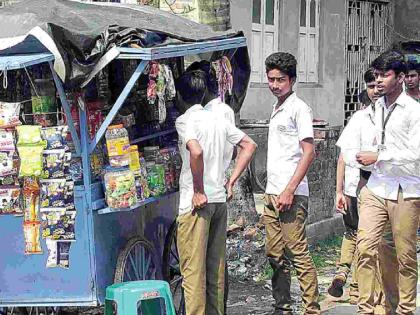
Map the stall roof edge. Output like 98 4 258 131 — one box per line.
116 37 247 60
0 52 54 71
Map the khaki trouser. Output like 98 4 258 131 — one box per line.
338 195 359 299
177 203 227 315
262 194 320 315
338 195 386 308
357 187 419 315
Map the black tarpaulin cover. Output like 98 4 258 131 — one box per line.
0 0 250 112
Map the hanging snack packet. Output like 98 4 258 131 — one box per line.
24 221 42 255
46 240 71 268
0 102 21 128
0 150 16 177
17 125 42 145
66 157 82 182
23 177 40 222
0 130 16 151
64 180 75 211
0 155 19 186
42 149 66 179
41 126 68 150
0 186 21 215
41 210 75 240
40 179 66 209
17 143 46 177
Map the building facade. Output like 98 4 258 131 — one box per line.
231 0 395 126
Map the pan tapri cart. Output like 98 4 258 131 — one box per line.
0 1 250 314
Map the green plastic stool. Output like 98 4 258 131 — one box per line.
105 280 176 315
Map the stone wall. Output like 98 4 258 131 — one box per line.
242 125 345 244
307 126 344 243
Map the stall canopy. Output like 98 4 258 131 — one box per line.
0 0 250 112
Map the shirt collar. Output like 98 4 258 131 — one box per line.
205 98 222 108
376 91 409 110
271 92 296 118
176 104 203 125
185 104 204 114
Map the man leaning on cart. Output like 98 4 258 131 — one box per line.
174 70 257 315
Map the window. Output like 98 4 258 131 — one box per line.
251 0 280 83
298 0 320 83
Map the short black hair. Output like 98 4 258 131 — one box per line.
265 52 297 79
407 60 420 73
364 68 375 84
176 70 206 105
358 89 370 107
186 60 218 95
370 50 407 75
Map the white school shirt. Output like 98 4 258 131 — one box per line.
336 105 377 196
204 97 235 171
367 92 420 200
265 93 314 196
175 104 246 214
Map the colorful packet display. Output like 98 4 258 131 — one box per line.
42 149 66 179
0 102 21 128
46 239 71 268
17 143 46 177
16 125 42 145
40 179 66 209
41 126 68 150
0 130 16 151
23 221 42 255
0 186 21 215
41 209 75 241
23 177 40 222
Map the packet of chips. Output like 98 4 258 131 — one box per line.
24 221 42 255
17 125 42 145
64 180 75 211
41 209 75 240
42 149 66 179
41 126 68 150
0 102 21 128
17 142 47 177
46 239 71 268
0 150 16 177
0 186 21 215
0 130 16 151
40 179 66 209
23 177 40 222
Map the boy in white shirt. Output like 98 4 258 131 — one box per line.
356 50 420 315
175 70 256 315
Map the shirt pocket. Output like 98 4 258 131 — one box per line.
275 116 298 135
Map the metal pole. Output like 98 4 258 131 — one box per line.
88 60 149 153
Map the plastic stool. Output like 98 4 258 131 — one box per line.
105 280 176 315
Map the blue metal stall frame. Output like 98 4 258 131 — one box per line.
0 36 246 308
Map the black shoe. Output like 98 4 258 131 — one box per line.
328 275 346 298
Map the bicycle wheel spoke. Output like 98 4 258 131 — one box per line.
128 252 140 280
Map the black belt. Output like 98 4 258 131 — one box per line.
357 169 372 196
360 169 371 181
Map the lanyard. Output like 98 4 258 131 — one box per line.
381 104 397 145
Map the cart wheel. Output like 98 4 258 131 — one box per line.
162 219 185 315
114 236 162 283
